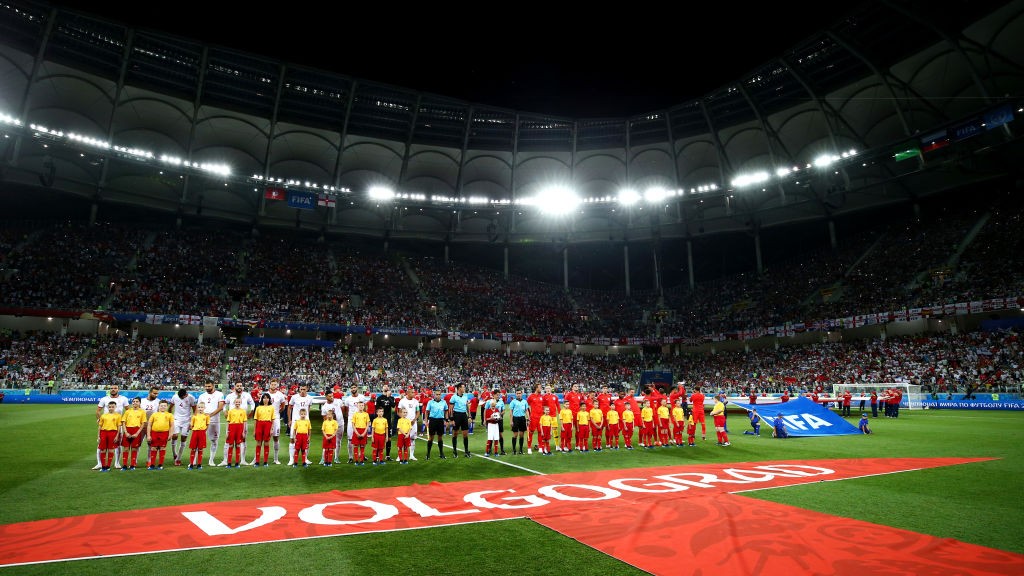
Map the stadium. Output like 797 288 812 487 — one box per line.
0 0 1023 574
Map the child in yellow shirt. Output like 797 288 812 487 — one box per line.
371 408 389 465
292 408 311 467
321 409 338 466
396 408 413 464
188 402 210 470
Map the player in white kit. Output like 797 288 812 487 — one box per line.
196 382 226 466
341 384 366 463
138 387 161 463
169 387 196 466
267 381 288 464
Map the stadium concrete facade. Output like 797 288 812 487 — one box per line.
0 1 1023 290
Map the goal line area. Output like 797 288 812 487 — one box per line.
831 382 925 409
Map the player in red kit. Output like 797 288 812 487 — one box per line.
669 382 687 411
596 386 612 418
526 385 544 453
563 384 583 447
689 387 707 440
542 385 561 445
646 385 667 443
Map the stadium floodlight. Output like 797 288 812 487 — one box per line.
368 186 395 201
776 167 792 178
199 162 231 177
644 186 668 203
731 171 770 189
813 154 839 168
0 112 21 126
617 188 640 206
530 185 579 216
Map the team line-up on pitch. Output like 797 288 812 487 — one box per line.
96 380 761 472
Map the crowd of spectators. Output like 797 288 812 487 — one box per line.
236 235 341 323
14 327 1017 397
411 257 579 335
0 188 1020 339
227 344 350 388
660 330 1022 396
809 210 977 320
0 331 90 388
223 330 1023 397
70 335 224 390
110 228 242 316
912 192 1024 307
1 223 144 310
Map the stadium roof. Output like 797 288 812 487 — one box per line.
52 1 854 118
1 0 1022 248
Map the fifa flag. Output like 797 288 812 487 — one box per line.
265 187 285 201
287 191 317 210
731 397 861 437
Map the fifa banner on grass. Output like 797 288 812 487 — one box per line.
730 397 861 436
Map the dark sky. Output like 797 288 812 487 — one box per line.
56 2 851 117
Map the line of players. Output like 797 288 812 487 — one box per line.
94 380 426 470
94 380 722 471
476 383 725 455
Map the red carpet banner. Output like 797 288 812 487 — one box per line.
0 457 1020 575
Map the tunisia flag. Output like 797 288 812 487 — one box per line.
265 187 285 200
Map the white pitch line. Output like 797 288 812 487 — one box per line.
414 436 546 475
476 453 546 475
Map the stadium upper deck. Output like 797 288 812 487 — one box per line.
0 0 1022 248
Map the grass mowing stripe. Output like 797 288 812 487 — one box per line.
0 518 646 576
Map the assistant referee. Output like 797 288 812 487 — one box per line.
425 390 448 460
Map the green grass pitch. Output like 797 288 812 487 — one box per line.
0 405 1021 575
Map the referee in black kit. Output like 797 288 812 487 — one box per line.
376 383 397 461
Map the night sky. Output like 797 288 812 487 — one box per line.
54 1 851 117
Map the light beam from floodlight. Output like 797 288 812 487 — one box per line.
618 188 640 206
368 186 395 201
533 185 579 216
644 186 667 203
